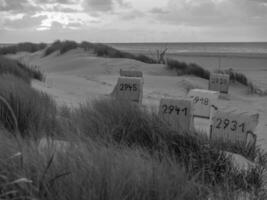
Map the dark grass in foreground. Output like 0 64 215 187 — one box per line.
0 86 266 199
0 97 266 199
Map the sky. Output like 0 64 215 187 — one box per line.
0 0 267 43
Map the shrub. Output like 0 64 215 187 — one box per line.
0 74 57 138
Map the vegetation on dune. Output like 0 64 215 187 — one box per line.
43 40 157 63
0 42 46 55
166 58 210 80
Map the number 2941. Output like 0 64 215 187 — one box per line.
162 104 187 116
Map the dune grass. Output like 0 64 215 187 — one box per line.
0 42 46 55
166 58 210 79
0 56 45 83
43 40 156 63
0 74 57 138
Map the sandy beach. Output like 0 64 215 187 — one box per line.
9 48 267 151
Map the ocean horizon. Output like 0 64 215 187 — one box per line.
1 41 267 57
108 42 267 56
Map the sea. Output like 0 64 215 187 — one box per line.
1 42 267 56
108 42 267 57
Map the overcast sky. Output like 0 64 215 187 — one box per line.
0 0 267 43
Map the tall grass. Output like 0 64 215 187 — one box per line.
0 56 45 83
0 131 207 200
0 74 57 138
63 98 266 196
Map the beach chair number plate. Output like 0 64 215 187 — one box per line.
111 77 143 104
193 96 209 106
211 112 258 144
214 118 245 133
119 83 137 91
159 98 192 133
209 73 230 94
210 77 227 85
161 104 188 116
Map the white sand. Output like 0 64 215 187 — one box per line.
10 48 267 151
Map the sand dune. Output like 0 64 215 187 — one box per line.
11 49 267 150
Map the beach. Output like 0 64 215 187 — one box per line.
8 43 267 151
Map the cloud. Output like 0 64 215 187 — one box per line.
83 0 128 14
50 21 64 29
0 0 38 13
34 0 78 4
151 0 267 27
3 14 46 29
120 10 144 20
150 8 168 14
